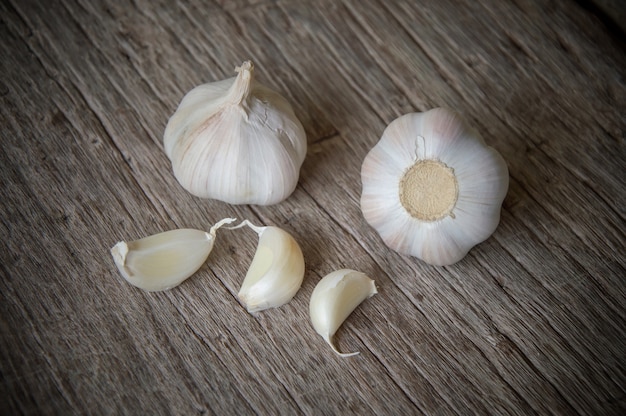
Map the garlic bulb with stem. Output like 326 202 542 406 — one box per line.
361 108 509 266
110 218 236 291
309 269 377 357
163 60 307 205
228 220 305 313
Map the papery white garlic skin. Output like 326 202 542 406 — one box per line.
231 220 305 313
110 218 236 291
360 108 509 266
309 269 377 357
163 61 307 205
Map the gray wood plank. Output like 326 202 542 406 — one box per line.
1 0 624 414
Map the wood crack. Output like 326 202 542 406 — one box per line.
505 174 626 321
426 261 570 414
368 0 468 101
310 131 341 145
354 330 433 415
167 294 260 414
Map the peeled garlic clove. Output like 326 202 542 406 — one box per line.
309 269 377 357
230 220 305 313
110 218 236 291
163 60 307 205
361 108 509 266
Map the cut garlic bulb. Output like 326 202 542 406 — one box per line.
361 108 509 266
309 269 377 357
110 218 236 291
229 220 305 313
163 60 307 205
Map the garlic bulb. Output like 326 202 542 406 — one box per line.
110 218 236 291
361 108 509 266
309 269 377 357
229 220 305 313
163 61 307 205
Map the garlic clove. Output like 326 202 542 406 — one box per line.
309 269 377 357
163 61 307 205
110 218 236 291
229 220 305 313
361 108 509 266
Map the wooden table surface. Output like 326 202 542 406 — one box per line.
1 0 624 414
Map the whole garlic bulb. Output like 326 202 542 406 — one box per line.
163 61 307 205
361 108 509 266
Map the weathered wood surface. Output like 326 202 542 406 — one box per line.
1 0 624 414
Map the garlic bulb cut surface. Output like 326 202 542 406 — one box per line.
229 220 305 313
110 218 236 291
361 108 509 266
163 60 307 205
309 269 377 357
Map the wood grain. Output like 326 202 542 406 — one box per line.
1 0 624 414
